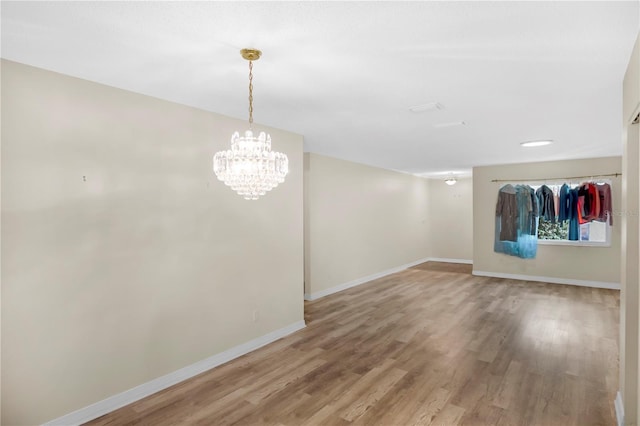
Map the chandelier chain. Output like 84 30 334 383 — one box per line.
248 60 254 129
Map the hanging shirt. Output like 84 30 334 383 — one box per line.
596 182 613 225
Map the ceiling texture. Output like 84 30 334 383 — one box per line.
2 1 639 178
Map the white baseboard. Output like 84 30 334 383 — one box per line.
44 320 306 426
428 257 473 265
615 391 624 426
304 257 432 301
472 270 620 290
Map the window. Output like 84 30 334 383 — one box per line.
532 182 612 247
538 217 611 246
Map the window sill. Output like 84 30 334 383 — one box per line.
537 239 610 248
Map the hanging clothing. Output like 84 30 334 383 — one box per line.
495 184 518 242
577 183 601 224
577 184 589 225
568 188 580 241
495 184 538 259
585 183 601 221
495 179 613 252
558 183 571 224
596 182 613 225
527 186 539 235
536 185 556 222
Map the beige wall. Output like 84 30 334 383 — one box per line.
622 31 640 426
473 157 622 284
428 177 473 262
1 60 304 425
304 153 431 298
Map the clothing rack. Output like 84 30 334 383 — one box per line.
490 172 622 183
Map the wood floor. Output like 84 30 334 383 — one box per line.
87 262 619 426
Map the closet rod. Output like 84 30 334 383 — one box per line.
490 172 622 183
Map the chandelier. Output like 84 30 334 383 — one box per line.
213 48 288 200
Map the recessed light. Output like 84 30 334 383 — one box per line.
409 102 443 113
520 140 553 147
433 121 466 128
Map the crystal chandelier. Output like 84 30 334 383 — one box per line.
213 48 288 200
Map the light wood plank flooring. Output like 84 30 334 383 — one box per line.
87 262 619 425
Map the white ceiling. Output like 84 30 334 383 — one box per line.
2 1 639 178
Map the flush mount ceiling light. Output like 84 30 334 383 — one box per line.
409 102 443 113
445 175 457 185
520 140 553 148
213 48 288 200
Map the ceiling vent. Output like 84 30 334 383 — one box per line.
433 121 466 128
409 102 443 113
